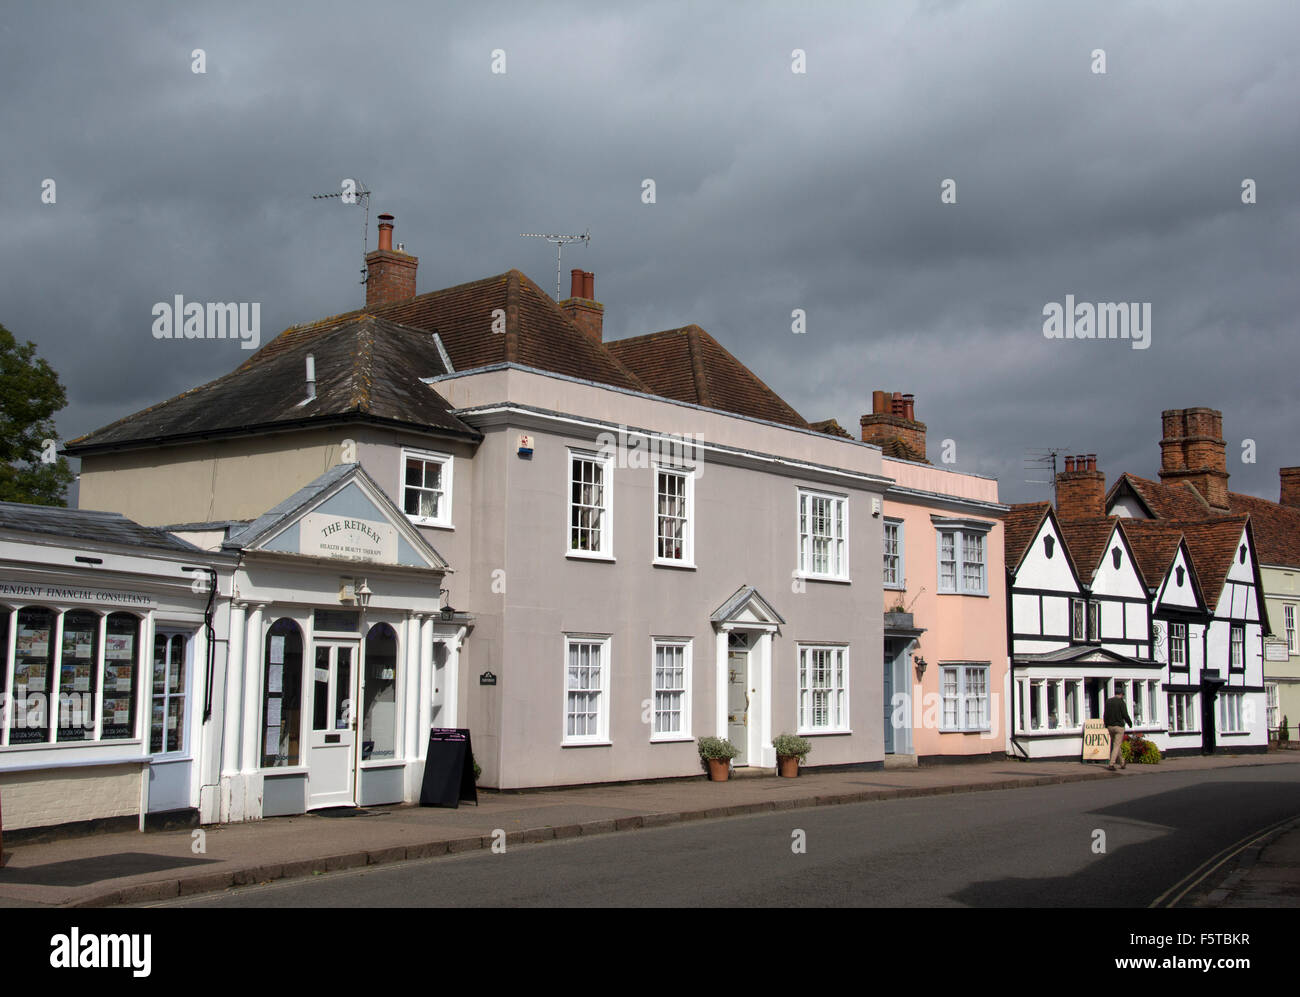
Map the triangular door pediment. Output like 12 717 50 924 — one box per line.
711 585 786 628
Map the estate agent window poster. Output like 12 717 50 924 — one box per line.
11 608 54 742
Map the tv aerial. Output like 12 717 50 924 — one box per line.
520 229 591 300
313 179 373 284
1024 447 1069 505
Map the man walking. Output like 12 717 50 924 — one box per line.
1104 689 1133 771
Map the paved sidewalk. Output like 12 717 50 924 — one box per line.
1195 817 1300 908
0 752 1294 907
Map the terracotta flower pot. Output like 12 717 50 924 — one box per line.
707 757 730 781
778 755 799 778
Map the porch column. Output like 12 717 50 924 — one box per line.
222 602 247 778
417 616 434 755
240 604 266 773
404 613 422 760
714 627 729 738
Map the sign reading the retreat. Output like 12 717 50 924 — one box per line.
0 581 156 609
300 513 397 564
1081 718 1110 761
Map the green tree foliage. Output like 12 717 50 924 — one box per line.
0 323 74 505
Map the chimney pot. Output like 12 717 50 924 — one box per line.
1065 456 1076 472
1087 454 1097 472
570 268 585 298
583 271 594 299
364 214 418 308
872 390 888 415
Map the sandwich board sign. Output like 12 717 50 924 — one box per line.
1082 718 1111 761
419 728 478 808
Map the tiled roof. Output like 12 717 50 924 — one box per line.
877 437 927 462
809 418 853 439
0 501 203 553
1113 519 1191 597
1059 519 1122 584
1108 473 1210 519
67 315 479 454
1227 491 1300 568
606 325 809 430
1002 502 1052 574
1173 516 1251 605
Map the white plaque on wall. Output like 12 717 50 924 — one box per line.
300 513 398 564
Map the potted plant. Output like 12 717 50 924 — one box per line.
697 736 739 781
772 733 811 777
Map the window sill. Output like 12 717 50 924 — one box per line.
408 517 454 531
566 551 615 563
939 727 994 735
263 766 309 776
649 735 694 744
884 582 906 591
795 573 852 585
562 739 612 748
796 728 852 737
937 590 989 598
653 559 696 570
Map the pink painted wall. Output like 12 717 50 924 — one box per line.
882 458 1008 758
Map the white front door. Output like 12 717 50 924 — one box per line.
308 641 358 809
727 649 749 765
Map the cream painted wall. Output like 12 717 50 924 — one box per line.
0 764 142 830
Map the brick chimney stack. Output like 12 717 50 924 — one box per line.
1055 453 1106 521
364 214 418 308
560 268 604 342
1280 467 1300 508
860 390 927 462
1158 407 1229 511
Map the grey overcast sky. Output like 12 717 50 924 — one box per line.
1 0 1296 504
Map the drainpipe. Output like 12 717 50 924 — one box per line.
1006 566 1027 759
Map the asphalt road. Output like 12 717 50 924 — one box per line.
157 765 1300 907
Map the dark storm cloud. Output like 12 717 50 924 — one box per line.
1 0 1296 502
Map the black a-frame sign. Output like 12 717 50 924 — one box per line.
419 728 478 807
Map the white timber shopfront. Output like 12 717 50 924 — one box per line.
191 463 463 823
0 502 232 835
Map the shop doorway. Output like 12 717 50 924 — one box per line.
307 640 360 808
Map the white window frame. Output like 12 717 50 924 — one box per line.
797 643 849 733
883 519 904 589
562 634 611 745
1167 692 1196 733
935 521 989 596
1229 623 1244 670
1266 682 1279 731
1087 601 1100 641
400 447 453 528
1169 621 1188 668
1285 604 1297 654
1218 691 1245 733
650 638 692 741
567 449 614 560
797 488 849 581
652 465 694 567
151 630 190 756
939 662 991 732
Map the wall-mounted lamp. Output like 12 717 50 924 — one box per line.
439 586 455 622
912 652 928 680
357 579 372 609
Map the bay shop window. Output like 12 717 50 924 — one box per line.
2 605 144 747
